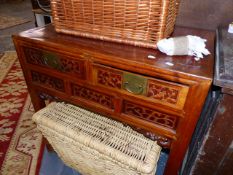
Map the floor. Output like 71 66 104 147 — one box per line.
0 0 35 52
1 1 168 174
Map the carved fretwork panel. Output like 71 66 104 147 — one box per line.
71 83 114 109
24 47 85 78
24 47 44 65
147 80 180 105
31 71 65 92
122 101 178 129
96 66 122 89
39 92 61 102
59 58 85 78
130 126 172 148
145 132 172 148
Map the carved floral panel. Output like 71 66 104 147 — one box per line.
31 71 65 92
96 67 122 89
59 58 85 77
71 84 114 109
122 101 177 129
147 80 180 105
24 47 44 65
24 47 85 78
130 126 172 148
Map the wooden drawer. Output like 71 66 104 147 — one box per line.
23 47 86 79
71 83 115 110
31 70 65 92
93 64 189 110
122 100 178 131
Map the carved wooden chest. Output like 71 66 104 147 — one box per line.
13 25 214 175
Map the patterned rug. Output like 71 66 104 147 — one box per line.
0 15 30 30
0 51 44 175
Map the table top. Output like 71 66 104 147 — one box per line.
13 24 215 81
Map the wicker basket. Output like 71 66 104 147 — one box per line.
33 102 161 175
50 0 180 48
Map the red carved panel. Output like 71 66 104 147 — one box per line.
24 47 85 78
31 71 65 92
24 47 44 65
96 67 122 89
147 80 180 104
59 58 85 78
122 101 178 129
131 126 172 148
71 84 114 109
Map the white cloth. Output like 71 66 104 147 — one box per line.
228 23 233 33
157 35 210 61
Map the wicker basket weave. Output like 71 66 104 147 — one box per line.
50 0 180 48
32 102 161 175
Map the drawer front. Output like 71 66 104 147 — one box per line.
122 100 178 130
71 83 115 110
93 64 189 109
147 79 189 109
23 47 86 79
94 65 122 89
31 71 65 92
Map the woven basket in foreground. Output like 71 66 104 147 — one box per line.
50 0 180 48
33 102 161 175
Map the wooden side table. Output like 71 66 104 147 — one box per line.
12 25 215 175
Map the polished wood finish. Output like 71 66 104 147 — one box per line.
12 25 214 175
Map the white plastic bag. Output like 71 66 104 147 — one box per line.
157 36 210 61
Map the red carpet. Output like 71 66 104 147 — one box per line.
0 51 44 175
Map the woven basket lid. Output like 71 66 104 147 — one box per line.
33 102 161 174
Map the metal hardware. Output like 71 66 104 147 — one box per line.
123 72 147 95
124 82 143 95
43 52 63 71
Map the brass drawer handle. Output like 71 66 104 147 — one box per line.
44 56 59 67
124 82 143 95
43 52 63 71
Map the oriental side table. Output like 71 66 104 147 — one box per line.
13 25 215 175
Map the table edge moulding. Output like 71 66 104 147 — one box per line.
12 24 215 175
